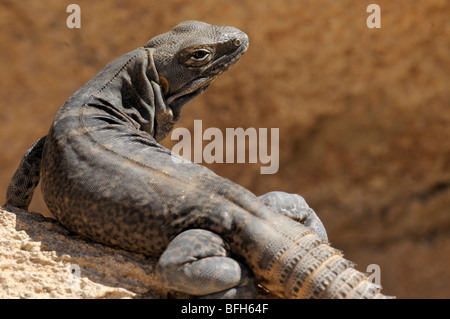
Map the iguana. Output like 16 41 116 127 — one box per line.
5 21 391 299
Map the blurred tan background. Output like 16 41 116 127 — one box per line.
1 0 449 298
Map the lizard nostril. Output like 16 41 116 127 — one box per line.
233 38 242 47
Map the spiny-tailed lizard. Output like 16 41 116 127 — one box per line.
5 21 391 299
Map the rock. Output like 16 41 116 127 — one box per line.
0 206 167 299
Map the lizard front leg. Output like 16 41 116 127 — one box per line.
156 229 257 298
5 136 47 210
258 191 328 242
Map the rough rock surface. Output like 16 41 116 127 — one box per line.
0 206 166 299
1 0 449 298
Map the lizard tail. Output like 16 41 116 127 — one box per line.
277 233 389 298
240 215 393 299
5 136 47 210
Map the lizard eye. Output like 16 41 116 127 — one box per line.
190 49 210 62
179 47 215 67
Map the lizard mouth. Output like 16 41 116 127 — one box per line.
165 41 248 108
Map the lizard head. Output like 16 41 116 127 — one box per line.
144 20 249 110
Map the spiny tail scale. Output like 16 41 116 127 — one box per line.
241 216 391 299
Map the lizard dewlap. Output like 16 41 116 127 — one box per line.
158 75 170 95
5 21 392 299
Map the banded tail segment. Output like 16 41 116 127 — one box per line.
243 216 391 299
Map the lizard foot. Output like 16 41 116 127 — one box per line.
156 229 257 299
258 191 328 242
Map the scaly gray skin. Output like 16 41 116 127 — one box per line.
5 21 391 299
